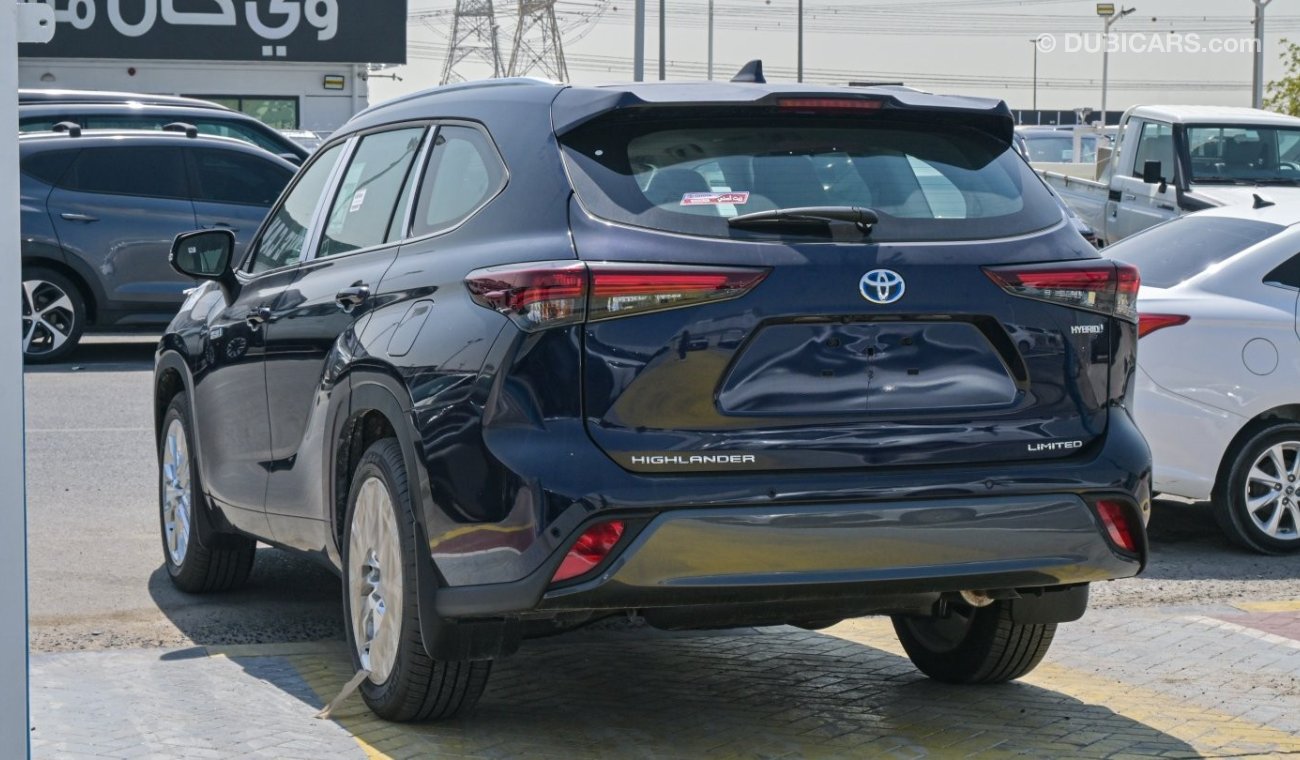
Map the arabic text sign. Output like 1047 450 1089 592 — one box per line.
19 0 406 64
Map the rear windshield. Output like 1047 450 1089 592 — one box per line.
1106 216 1283 288
559 115 1062 242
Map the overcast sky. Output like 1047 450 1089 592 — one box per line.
372 0 1299 115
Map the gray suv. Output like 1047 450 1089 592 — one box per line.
20 130 295 361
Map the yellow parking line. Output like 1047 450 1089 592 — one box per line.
1230 599 1300 613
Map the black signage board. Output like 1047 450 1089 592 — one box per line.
20 1 407 64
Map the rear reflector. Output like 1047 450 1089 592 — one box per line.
1095 499 1138 553
777 97 885 111
552 520 625 583
984 261 1139 322
466 261 768 331
1138 313 1189 339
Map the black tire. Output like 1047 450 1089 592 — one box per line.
892 601 1056 684
21 266 85 364
342 438 491 722
1214 422 1300 555
158 392 256 593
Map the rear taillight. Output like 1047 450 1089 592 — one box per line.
552 520 625 583
466 261 768 331
984 261 1140 322
1138 313 1189 338
1094 499 1139 554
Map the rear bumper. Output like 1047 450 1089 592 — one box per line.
434 491 1144 619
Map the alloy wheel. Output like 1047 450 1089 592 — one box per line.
1243 441 1300 541
21 278 76 357
348 476 405 684
161 418 193 565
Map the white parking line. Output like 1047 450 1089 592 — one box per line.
1184 614 1300 650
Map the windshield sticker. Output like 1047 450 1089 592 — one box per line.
681 191 750 206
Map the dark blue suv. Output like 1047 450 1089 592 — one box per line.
154 77 1151 721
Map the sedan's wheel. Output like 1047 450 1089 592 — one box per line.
21 268 85 363
1216 423 1300 555
159 392 256 592
892 601 1056 684
343 438 491 721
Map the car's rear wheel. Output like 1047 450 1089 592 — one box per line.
892 601 1056 684
21 267 85 363
159 392 256 592
343 438 491 721
1215 423 1300 555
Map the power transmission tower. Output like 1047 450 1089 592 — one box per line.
507 1 569 81
440 0 503 85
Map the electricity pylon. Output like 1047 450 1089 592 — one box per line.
440 0 503 85
506 1 569 81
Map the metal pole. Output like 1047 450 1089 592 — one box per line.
797 0 804 83
1099 8 1134 127
707 0 714 80
658 0 665 80
633 0 645 81
1 1 31 756
1254 0 1274 108
1032 38 1039 112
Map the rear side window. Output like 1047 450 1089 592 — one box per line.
411 125 506 237
21 149 79 185
189 148 292 206
61 146 188 199
318 127 426 257
1107 216 1283 288
560 115 1061 243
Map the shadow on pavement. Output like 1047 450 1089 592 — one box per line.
233 623 1203 758
23 336 158 374
1142 498 1300 580
147 549 345 648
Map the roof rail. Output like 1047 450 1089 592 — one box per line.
51 121 82 137
356 77 558 119
162 122 199 138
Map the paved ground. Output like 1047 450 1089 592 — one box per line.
22 336 1300 758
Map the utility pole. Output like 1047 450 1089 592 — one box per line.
797 0 804 83
707 0 714 79
658 0 665 80
633 0 645 81
1254 0 1274 108
1099 4 1136 127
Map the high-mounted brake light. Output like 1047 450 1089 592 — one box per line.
1138 313 1189 339
465 261 768 331
984 261 1140 322
1095 499 1138 554
777 97 885 111
552 520 625 583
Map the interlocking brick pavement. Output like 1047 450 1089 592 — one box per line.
30 601 1300 759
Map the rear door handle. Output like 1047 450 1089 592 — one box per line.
245 306 272 327
59 212 98 223
1156 203 1177 211
1122 193 1137 201
335 284 370 312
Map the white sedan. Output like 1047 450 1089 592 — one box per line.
1106 203 1300 554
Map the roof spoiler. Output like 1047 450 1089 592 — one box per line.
552 86 1016 146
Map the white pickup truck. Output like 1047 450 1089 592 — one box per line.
1041 105 1300 245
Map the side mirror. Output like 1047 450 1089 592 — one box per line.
171 229 237 294
1142 160 1164 185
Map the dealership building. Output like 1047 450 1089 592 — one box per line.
18 1 406 134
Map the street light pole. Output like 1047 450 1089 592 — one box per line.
707 0 714 80
1254 0 1274 108
633 0 645 81
1100 5 1136 127
797 0 804 83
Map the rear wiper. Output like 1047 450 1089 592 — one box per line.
728 206 879 235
